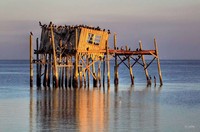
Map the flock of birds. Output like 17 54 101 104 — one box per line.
39 21 111 34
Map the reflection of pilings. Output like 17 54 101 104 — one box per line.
29 88 34 132
36 88 110 131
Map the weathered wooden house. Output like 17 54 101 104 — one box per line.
39 23 109 57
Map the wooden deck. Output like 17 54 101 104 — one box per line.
108 49 156 56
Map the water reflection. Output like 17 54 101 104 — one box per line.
30 86 162 131
112 85 162 132
35 88 110 131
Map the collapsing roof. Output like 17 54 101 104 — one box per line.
39 22 110 54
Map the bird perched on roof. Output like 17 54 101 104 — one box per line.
96 26 101 30
39 21 42 26
48 22 52 27
108 29 111 34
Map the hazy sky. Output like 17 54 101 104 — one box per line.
0 0 200 60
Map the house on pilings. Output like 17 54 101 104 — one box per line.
38 22 109 57
30 22 163 89
34 22 111 88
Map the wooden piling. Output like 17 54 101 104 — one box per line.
73 29 79 88
50 24 59 88
43 54 47 87
103 56 105 88
92 58 97 87
30 33 33 87
69 57 72 88
154 76 156 87
139 41 149 85
65 57 68 88
36 38 41 87
59 40 63 88
126 46 134 85
98 60 101 87
86 55 90 88
47 54 51 87
61 67 64 88
79 63 83 88
114 33 119 85
58 68 61 88
106 41 110 88
154 38 163 86
83 68 87 88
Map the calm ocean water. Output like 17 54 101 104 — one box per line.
0 60 200 132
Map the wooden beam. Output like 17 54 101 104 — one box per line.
144 57 156 70
130 56 141 67
118 56 129 69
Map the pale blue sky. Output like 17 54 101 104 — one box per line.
0 0 200 59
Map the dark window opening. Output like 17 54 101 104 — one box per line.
87 33 101 45
87 33 94 44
